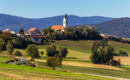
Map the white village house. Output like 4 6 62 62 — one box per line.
3 28 15 34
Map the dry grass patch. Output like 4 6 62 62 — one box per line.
35 59 124 71
114 56 130 65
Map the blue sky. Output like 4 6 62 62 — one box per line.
0 0 130 18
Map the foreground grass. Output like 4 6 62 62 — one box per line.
0 56 130 79
36 61 130 79
0 62 114 80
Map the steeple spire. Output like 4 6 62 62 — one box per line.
63 14 68 28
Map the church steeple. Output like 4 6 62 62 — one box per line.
63 14 68 28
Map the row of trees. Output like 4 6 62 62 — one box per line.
108 36 130 44
0 32 29 54
41 26 102 40
25 44 68 70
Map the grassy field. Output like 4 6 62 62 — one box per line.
6 40 130 58
0 59 114 80
1 40 130 80
35 59 130 79
0 56 130 79
53 40 130 55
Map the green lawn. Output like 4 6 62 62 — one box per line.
0 62 114 80
0 56 130 79
36 61 130 79
53 40 130 56
6 40 130 58
1 40 130 79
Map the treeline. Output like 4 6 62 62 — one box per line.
0 31 30 53
41 26 102 40
108 36 130 44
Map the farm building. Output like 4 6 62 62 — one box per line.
26 28 43 43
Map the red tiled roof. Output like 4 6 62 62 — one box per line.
28 28 37 32
51 25 65 31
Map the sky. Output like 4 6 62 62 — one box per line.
0 0 130 18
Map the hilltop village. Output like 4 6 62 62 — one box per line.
1 14 130 44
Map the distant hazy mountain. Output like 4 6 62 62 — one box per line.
95 18 130 38
0 14 114 31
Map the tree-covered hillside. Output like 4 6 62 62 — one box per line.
95 18 130 38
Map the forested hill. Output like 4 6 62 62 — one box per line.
94 18 130 38
0 13 114 31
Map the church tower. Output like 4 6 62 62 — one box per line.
63 14 68 28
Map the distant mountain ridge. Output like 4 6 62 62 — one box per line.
2 13 130 38
95 18 130 38
0 14 115 31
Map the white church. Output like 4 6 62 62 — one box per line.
51 14 68 31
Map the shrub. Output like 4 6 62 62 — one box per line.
108 59 120 66
25 60 36 67
46 56 61 70
119 50 128 56
26 44 40 58
5 57 19 64
58 48 68 58
14 51 22 56
46 44 58 56
41 51 44 55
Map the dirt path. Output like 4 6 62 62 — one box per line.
35 59 124 71
0 72 65 80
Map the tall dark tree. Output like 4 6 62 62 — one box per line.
0 39 6 51
0 30 3 34
6 40 14 55
19 28 24 35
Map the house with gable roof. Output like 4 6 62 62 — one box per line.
26 28 43 43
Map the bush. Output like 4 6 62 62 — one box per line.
46 44 58 56
25 60 36 67
26 44 40 58
5 57 19 64
59 48 68 58
119 50 128 56
108 59 120 66
46 56 61 70
14 51 22 56
41 51 44 55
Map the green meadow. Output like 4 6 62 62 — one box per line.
0 59 114 80
0 40 130 80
